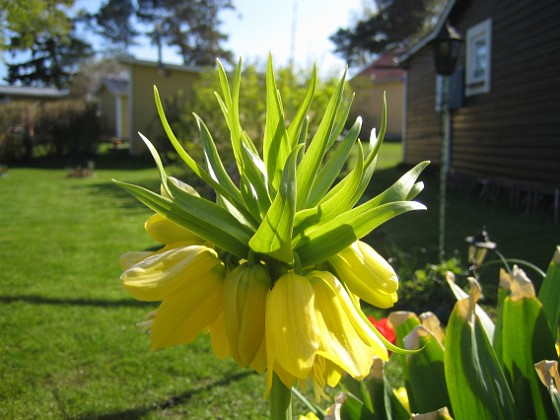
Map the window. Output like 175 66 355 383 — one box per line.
465 19 492 96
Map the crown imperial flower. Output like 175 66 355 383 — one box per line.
115 56 427 413
329 240 398 308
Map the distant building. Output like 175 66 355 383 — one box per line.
349 54 405 140
399 0 560 195
96 77 130 140
0 85 68 103
96 58 204 155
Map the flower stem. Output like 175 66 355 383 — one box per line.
270 373 292 420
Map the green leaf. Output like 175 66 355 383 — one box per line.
296 69 347 210
444 283 519 420
249 145 301 264
263 55 290 192
193 114 258 225
382 377 411 420
294 200 425 267
538 246 560 338
113 180 250 258
368 161 430 207
496 267 557 420
286 65 316 149
306 116 362 207
326 91 354 151
341 376 374 414
402 326 450 414
154 86 247 209
339 392 372 420
446 271 495 343
215 58 259 167
238 137 272 217
137 132 171 197
294 142 365 235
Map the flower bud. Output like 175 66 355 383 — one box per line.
223 262 271 371
329 241 398 308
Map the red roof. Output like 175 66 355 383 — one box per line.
352 54 404 81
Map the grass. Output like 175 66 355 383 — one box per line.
0 150 272 419
1 143 558 418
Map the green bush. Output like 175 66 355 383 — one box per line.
0 99 100 162
395 256 465 321
36 100 100 158
0 101 37 161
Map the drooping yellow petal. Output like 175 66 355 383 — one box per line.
145 213 203 245
209 311 230 359
249 333 267 374
223 262 271 367
238 267 270 365
121 244 223 301
329 241 398 308
266 272 320 387
150 266 224 350
316 270 389 361
119 251 154 270
308 271 380 379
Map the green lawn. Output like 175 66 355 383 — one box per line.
0 152 272 419
0 144 557 418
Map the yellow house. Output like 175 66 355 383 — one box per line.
349 54 405 140
97 58 203 155
97 77 130 140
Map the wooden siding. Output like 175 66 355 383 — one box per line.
404 47 442 165
404 0 560 189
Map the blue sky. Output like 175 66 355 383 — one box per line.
0 0 366 82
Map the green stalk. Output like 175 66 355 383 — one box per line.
270 373 292 420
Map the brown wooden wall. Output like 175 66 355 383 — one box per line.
404 0 560 189
403 47 441 165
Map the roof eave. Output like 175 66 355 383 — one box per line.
397 0 458 66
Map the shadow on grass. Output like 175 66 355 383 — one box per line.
75 370 257 419
81 178 162 210
0 294 152 308
9 148 156 171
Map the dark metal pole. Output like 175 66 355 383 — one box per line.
438 75 450 262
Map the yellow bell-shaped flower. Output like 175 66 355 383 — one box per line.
119 213 207 271
121 243 225 350
223 262 271 372
145 213 204 245
265 270 388 400
329 241 398 308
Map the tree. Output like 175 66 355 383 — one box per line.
93 0 139 55
2 0 94 88
136 0 234 66
92 0 235 66
6 31 93 88
330 0 446 66
0 0 74 51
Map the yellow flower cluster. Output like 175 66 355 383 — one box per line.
116 59 428 410
120 212 399 399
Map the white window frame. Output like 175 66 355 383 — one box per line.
465 18 492 96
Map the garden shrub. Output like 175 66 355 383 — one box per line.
0 101 37 161
0 99 100 162
36 100 100 159
387 246 465 321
